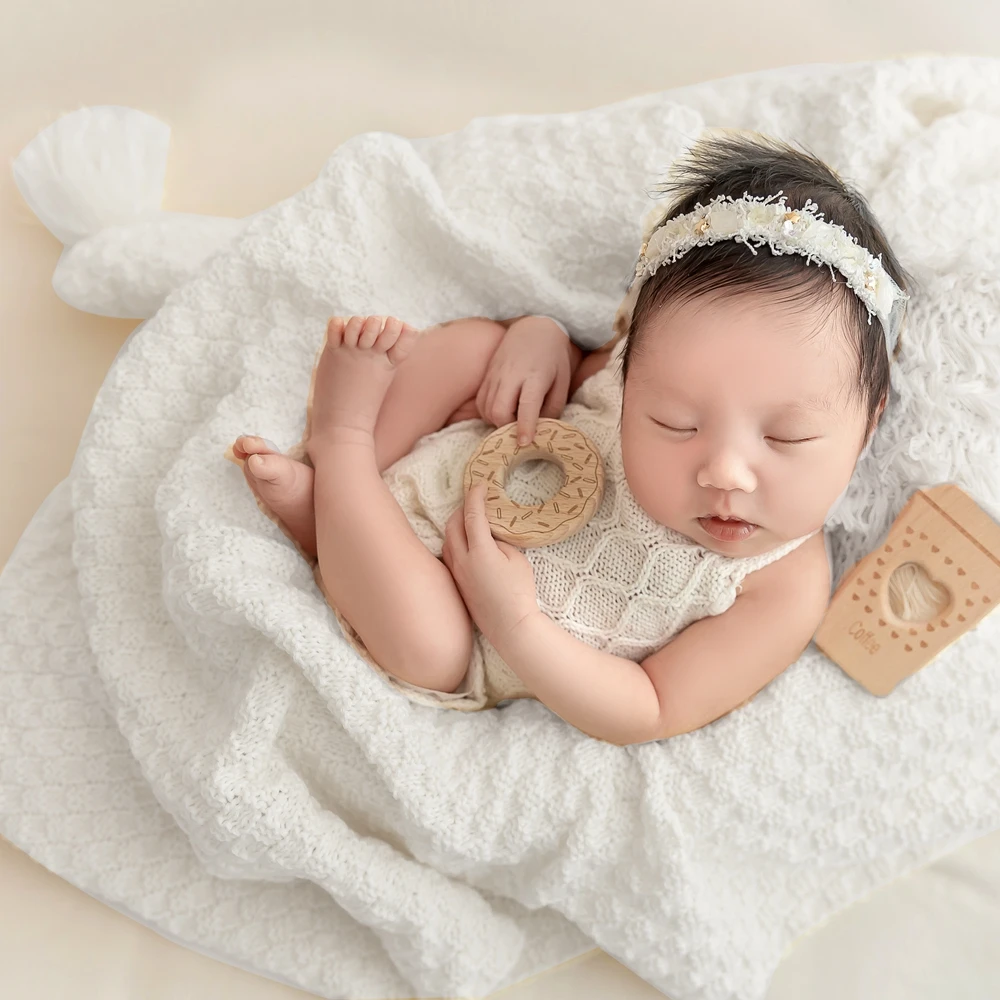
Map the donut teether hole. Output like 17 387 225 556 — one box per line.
504 457 567 506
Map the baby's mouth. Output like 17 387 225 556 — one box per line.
697 515 758 542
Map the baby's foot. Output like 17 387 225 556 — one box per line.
231 436 317 558
307 315 420 451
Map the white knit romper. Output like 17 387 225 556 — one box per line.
338 344 819 712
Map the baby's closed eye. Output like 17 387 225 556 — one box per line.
650 417 819 445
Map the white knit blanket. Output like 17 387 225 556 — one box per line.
3 58 1000 1000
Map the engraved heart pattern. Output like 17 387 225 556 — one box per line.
853 524 994 655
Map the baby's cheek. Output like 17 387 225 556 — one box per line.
636 474 681 526
621 434 683 524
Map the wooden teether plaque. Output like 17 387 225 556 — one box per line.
814 484 1000 695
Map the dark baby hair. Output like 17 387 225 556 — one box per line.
620 131 912 439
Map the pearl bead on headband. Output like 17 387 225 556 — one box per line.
614 192 909 355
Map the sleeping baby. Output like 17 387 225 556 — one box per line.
227 131 909 745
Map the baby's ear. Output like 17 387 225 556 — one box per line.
860 393 888 455
875 393 888 423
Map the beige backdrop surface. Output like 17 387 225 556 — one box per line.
3 1 1000 998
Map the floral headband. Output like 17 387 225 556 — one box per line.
613 192 909 355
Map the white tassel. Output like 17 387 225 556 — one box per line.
12 106 170 246
12 106 248 319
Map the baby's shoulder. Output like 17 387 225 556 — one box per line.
740 531 832 621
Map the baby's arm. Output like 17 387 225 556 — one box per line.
472 314 618 444
492 533 831 745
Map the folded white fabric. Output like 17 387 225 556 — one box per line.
12 105 248 318
3 57 1000 1000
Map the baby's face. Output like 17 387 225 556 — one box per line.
620 292 874 556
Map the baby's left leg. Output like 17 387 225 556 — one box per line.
306 318 474 692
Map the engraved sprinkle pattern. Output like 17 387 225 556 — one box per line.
462 419 604 547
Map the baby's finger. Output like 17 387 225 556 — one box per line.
516 380 546 445
479 377 501 424
475 374 494 422
540 363 571 419
463 482 494 550
444 504 468 556
487 379 520 428
495 539 524 560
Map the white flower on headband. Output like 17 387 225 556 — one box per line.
624 193 908 354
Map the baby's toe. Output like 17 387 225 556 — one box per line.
341 315 367 348
374 316 402 350
246 453 290 485
356 315 386 349
233 435 279 460
326 316 346 347
385 321 420 366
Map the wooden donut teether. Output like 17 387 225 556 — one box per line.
463 418 604 548
814 483 1000 695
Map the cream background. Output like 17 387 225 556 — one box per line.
3 1 1000 997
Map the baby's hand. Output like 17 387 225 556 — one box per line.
442 483 539 646
476 316 576 445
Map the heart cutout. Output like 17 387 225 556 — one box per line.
958 613 966 622
868 589 877 597
873 571 882 580
957 568 966 576
891 630 899 638
902 539 911 547
931 545 940 553
877 557 885 566
966 598 975 607
885 544 894 553
972 582 980 590
920 533 928 540
852 593 860 601
944 556 953 565
878 618 886 627
920 640 928 648
888 562 952 623
864 605 872 613
905 526 914 534
904 644 913 652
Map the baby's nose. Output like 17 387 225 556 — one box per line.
696 450 757 494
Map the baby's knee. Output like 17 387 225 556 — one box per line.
386 614 474 694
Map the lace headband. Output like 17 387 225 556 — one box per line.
614 193 908 355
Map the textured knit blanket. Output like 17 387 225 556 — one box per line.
2 57 1000 1000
